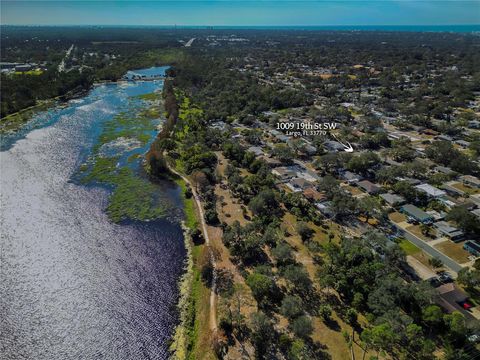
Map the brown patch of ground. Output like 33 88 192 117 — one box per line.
434 241 471 264
312 314 373 360
406 224 431 241
342 184 364 196
389 211 406 223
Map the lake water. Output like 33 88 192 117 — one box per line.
0 67 187 359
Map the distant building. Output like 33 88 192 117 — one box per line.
286 177 314 192
380 193 406 207
437 134 453 142
472 208 480 219
435 283 474 320
341 171 362 184
247 146 265 157
434 221 464 242
468 120 480 129
464 241 480 257
316 201 334 218
14 64 33 72
460 175 480 189
442 183 465 196
323 140 345 152
435 166 455 175
454 140 470 148
401 204 434 224
415 183 446 198
357 180 382 195
272 167 297 181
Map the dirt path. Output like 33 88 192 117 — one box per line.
168 164 218 332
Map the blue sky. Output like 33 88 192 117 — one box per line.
1 1 479 26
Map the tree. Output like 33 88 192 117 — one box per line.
280 295 303 319
446 206 480 235
361 323 397 358
272 242 294 266
290 315 313 339
248 189 279 218
250 311 274 359
319 304 332 321
288 338 310 360
273 143 294 164
420 223 432 237
444 311 467 345
296 222 314 242
191 170 209 193
317 175 340 198
283 265 312 293
346 152 380 175
358 196 380 222
246 272 278 306
422 305 443 327
457 268 480 289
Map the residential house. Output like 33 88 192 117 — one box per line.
357 180 382 195
272 167 297 181
380 193 406 207
434 221 464 242
323 140 345 152
437 134 453 142
341 171 362 184
435 166 455 175
436 283 474 321
460 175 480 188
442 183 465 196
247 146 265 157
415 183 446 198
401 204 434 224
316 201 334 218
464 241 480 257
286 177 314 193
468 120 480 129
472 208 480 219
454 140 470 148
260 156 282 168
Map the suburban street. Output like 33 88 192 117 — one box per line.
393 224 463 273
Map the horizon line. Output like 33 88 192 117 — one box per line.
2 24 480 27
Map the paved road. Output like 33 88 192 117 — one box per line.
185 38 195 47
393 223 463 273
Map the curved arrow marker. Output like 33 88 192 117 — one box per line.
332 133 354 153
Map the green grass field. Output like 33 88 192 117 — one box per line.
399 238 421 255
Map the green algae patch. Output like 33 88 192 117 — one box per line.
106 168 166 222
79 94 170 223
133 92 160 101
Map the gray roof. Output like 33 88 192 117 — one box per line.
434 221 464 238
401 204 433 222
324 140 345 152
357 180 382 194
380 193 405 205
342 171 362 182
415 183 446 198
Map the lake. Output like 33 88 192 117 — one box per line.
0 67 187 359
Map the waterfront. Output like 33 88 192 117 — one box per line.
0 67 186 359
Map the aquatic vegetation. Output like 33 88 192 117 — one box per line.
106 167 166 222
80 94 169 223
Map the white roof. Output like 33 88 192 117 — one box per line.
415 183 446 197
